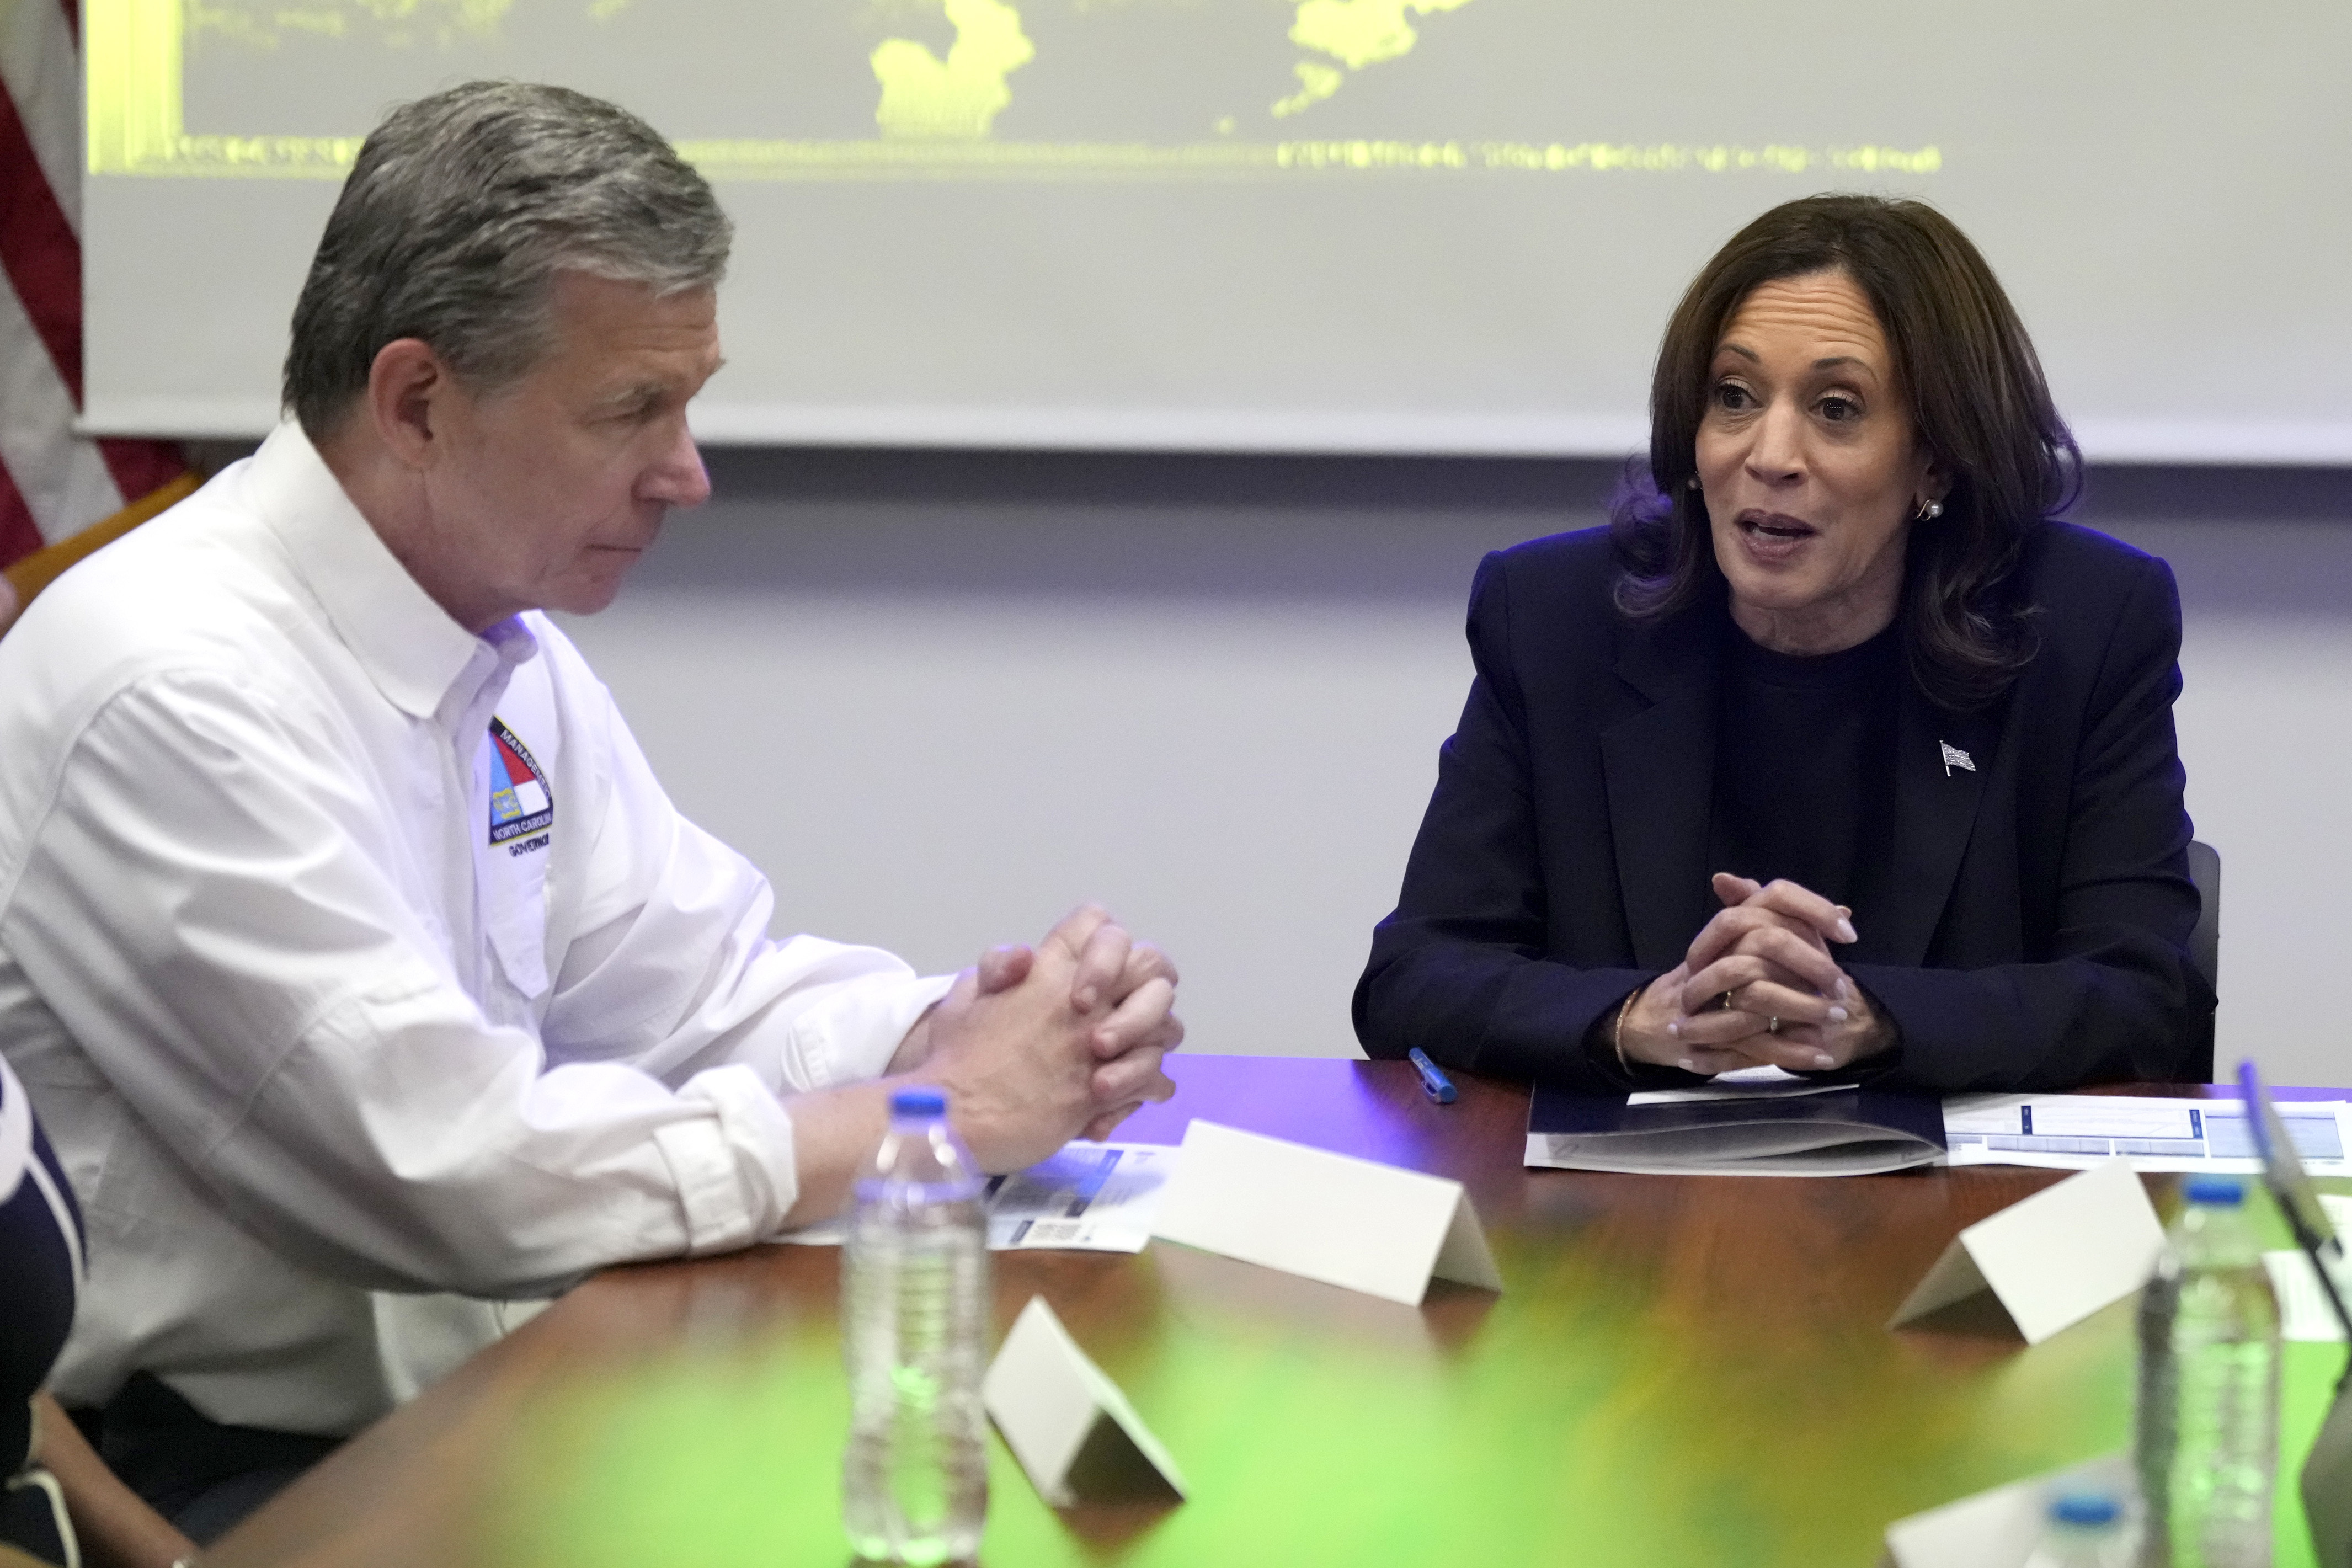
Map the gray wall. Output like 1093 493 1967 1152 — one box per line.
553 454 2352 1087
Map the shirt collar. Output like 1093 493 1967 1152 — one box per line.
439 616 542 749
247 421 535 720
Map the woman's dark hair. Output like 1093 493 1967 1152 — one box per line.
1610 194 2079 710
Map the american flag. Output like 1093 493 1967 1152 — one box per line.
2 0 184 575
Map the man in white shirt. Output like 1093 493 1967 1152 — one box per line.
0 81 1178 1539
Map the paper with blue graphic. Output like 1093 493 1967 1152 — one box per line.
780 1142 1176 1252
1944 1094 2352 1174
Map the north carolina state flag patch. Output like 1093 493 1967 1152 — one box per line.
487 717 553 848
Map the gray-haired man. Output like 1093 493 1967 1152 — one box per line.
0 82 1177 1540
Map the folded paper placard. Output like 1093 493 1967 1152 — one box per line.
1889 1160 2164 1344
982 1296 1185 1508
1882 1451 2132 1567
1149 1120 1502 1306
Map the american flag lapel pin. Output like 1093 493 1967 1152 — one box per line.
1940 741 1976 777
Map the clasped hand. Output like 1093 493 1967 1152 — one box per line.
893 904 1182 1171
1618 874 1894 1077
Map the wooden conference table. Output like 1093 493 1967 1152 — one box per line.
204 1056 2347 1568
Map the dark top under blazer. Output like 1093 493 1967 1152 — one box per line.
1353 521 2215 1094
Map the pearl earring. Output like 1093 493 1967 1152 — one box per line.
1917 499 1944 522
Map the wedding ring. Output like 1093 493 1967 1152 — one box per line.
1768 1016 1782 1036
1717 990 1737 1011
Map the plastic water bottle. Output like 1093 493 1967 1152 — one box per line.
842 1089 990 1565
2134 1175 2280 1568
2021 1489 2136 1567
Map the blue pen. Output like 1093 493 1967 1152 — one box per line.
1408 1048 1457 1105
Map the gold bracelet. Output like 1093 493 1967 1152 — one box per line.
1611 986 1642 1077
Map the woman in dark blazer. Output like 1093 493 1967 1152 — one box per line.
3 1052 83 1564
1354 195 2214 1094
4 1051 196 1568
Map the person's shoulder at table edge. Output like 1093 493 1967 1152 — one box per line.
1471 524 1619 603
2008 516 2180 633
1459 525 1625 669
0 471 276 691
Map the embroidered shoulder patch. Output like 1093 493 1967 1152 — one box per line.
487 717 554 847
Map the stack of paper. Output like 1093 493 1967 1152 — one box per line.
1525 1076 1945 1176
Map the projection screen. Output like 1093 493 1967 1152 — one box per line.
82 0 2352 461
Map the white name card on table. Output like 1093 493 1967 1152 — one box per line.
2265 1191 2352 1341
1889 1160 2165 1345
1884 1452 2132 1568
982 1297 1185 1508
1149 1120 1502 1306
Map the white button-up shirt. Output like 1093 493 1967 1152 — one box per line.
0 424 948 1433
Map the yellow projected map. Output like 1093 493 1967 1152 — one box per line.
871 0 1035 140
1275 0 1476 118
88 0 1939 182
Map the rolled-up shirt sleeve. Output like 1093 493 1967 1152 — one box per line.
3 664 937 1299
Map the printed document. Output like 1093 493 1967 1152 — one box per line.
1944 1095 2352 1175
778 1142 1176 1252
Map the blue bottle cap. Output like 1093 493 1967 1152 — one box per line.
2048 1490 2120 1527
2185 1175 2246 1206
890 1088 948 1119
